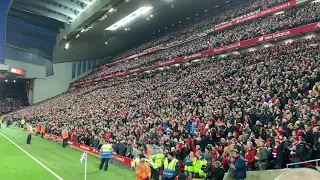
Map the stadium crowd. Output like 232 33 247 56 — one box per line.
102 0 292 61
7 35 320 177
80 1 320 82
2 0 320 179
0 85 28 115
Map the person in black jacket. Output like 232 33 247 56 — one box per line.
313 137 320 160
118 140 127 156
269 140 284 169
304 124 313 145
211 161 225 180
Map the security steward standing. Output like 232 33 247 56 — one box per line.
131 151 147 169
135 154 151 180
61 129 69 148
26 125 33 144
162 151 180 180
149 142 164 180
99 140 113 171
193 152 208 179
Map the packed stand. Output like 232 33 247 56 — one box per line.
91 0 292 74
7 36 320 179
0 83 29 115
79 1 320 82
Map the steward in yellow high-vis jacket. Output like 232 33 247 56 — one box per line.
162 152 180 180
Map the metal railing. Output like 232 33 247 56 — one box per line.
286 159 320 168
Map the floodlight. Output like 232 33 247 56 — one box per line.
65 42 70 49
106 7 153 31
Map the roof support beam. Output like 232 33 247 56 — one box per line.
78 0 92 5
28 0 76 19
14 3 69 23
10 8 64 30
53 0 83 12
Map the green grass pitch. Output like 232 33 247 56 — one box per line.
0 126 135 180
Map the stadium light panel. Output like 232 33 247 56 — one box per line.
105 7 153 31
65 42 70 49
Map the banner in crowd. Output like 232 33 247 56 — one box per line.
70 67 143 87
213 0 296 31
156 21 320 66
43 133 132 166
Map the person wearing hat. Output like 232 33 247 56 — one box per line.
233 149 247 180
162 151 180 180
99 140 113 171
135 154 151 180
192 151 207 179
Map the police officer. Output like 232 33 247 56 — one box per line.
163 151 180 180
149 142 164 180
99 140 113 171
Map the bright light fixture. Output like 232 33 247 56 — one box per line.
106 7 153 31
5 79 8 82
65 42 70 49
13 80 16 83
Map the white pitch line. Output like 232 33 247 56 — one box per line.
0 132 64 180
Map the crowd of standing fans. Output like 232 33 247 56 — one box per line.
80 1 320 82
6 36 320 178
2 0 320 179
0 83 29 115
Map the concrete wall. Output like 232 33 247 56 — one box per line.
4 58 92 104
33 62 91 104
222 169 295 180
5 58 46 79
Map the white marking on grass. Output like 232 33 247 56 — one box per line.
0 132 64 180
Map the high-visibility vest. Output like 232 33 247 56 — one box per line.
184 156 195 172
193 159 207 177
131 158 140 168
135 162 151 180
100 144 112 158
132 158 150 168
150 153 164 168
163 158 178 178
62 131 68 139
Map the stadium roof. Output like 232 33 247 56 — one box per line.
6 0 235 63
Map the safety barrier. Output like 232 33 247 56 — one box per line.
42 133 133 166
286 158 320 168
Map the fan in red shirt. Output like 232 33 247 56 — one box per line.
244 141 257 170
